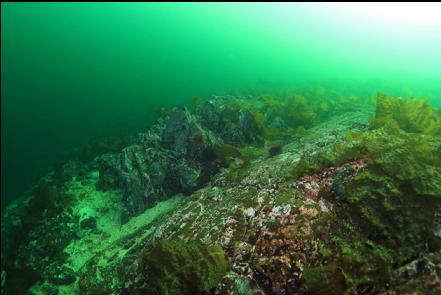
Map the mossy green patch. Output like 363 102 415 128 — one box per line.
273 189 294 206
213 143 243 161
303 263 346 295
140 240 229 295
238 146 266 161
225 161 250 184
296 95 441 293
370 92 441 135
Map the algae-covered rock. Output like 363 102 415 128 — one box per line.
174 159 200 194
161 107 219 159
137 240 228 295
118 144 203 222
389 252 441 294
293 102 441 292
1 183 78 294
4 90 440 295
118 145 168 222
196 96 263 146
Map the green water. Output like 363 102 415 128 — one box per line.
2 2 441 206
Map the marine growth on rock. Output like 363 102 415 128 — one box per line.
2 90 440 295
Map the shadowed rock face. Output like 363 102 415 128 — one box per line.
161 107 213 157
117 107 218 223
117 145 198 223
117 101 266 223
197 97 263 146
118 145 169 222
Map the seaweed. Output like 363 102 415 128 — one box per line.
302 262 346 295
225 159 250 184
294 95 441 292
370 92 441 135
213 143 243 162
139 240 229 295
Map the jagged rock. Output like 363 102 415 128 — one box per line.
162 107 219 159
391 252 441 293
117 108 223 222
221 108 262 146
137 118 166 148
117 100 265 223
174 159 200 194
198 97 228 133
118 145 170 223
118 143 204 222
197 96 262 146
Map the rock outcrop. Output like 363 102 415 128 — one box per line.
2 92 440 295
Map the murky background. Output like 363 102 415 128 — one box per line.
2 3 441 206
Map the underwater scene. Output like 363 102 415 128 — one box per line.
1 3 441 295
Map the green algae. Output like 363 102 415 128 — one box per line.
213 143 243 163
371 92 441 135
140 240 229 295
303 263 346 295
294 95 441 293
273 189 294 207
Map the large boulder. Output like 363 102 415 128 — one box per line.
117 99 268 223
118 144 202 223
161 107 219 159
197 96 263 146
118 145 173 223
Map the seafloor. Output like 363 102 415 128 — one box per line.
1 90 440 294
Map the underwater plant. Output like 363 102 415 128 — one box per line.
302 133 440 292
139 240 229 295
293 95 441 293
302 262 346 295
370 92 441 135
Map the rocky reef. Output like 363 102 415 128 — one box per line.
1 89 440 295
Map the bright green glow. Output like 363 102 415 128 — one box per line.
2 2 441 204
326 2 441 27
